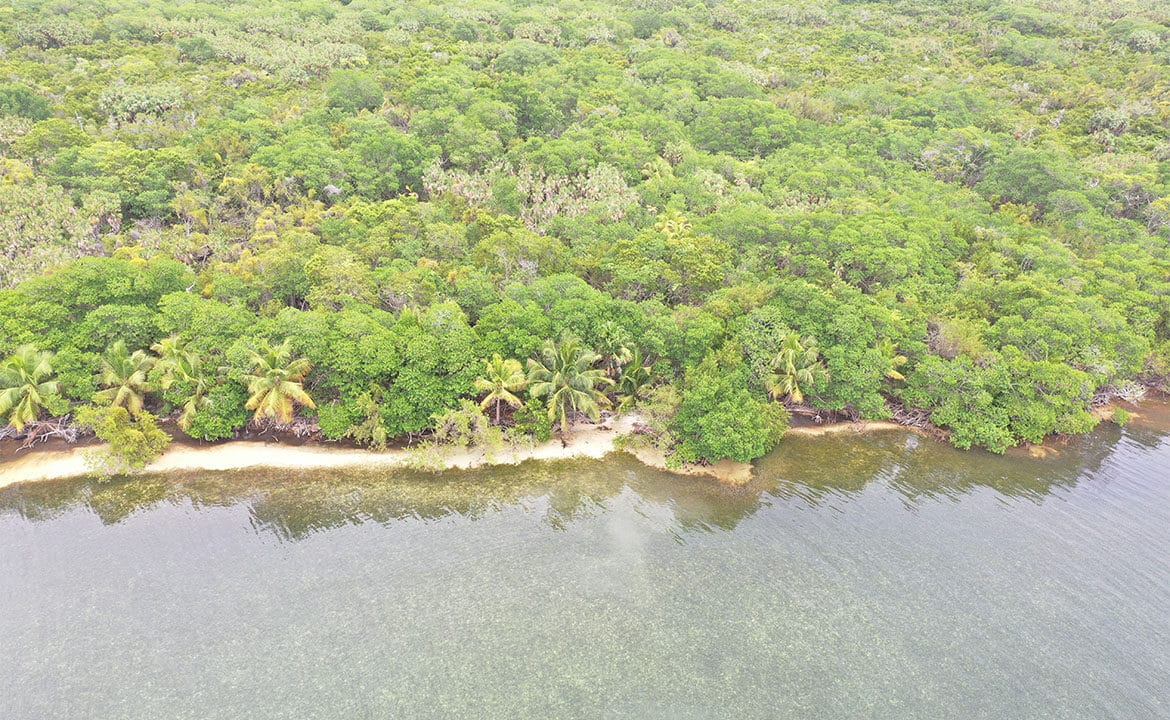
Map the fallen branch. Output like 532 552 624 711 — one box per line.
0 415 87 452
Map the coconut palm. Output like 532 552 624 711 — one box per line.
151 336 186 380
152 336 212 431
876 338 909 381
94 340 155 416
596 320 633 379
0 345 60 431
245 339 315 426
615 347 655 413
527 335 613 438
474 353 528 424
766 332 828 405
654 209 693 239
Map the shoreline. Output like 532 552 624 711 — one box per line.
0 413 765 489
4 398 1154 489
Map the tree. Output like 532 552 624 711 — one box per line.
527 335 613 438
689 99 797 159
0 181 87 289
326 70 383 114
595 320 632 378
765 332 828 404
152 336 212 431
615 347 655 412
975 147 1082 214
474 353 527 424
98 82 183 123
876 339 909 381
0 345 60 431
673 344 788 463
94 341 155 416
0 84 52 120
245 339 316 425
76 405 172 478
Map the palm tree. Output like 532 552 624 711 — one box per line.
94 340 155 416
766 332 828 405
527 335 613 439
0 345 60 431
152 336 212 431
474 353 528 425
596 320 633 379
151 336 186 379
654 209 693 239
615 347 655 413
876 339 909 381
245 339 315 426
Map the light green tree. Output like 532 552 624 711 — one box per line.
596 320 633 378
876 338 909 381
245 340 315 425
95 341 155 416
766 332 828 404
152 336 213 431
615 347 655 413
474 353 528 424
527 335 613 439
0 345 60 431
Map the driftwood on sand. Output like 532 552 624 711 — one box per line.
0 416 86 451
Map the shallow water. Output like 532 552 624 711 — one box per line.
2 405 1169 719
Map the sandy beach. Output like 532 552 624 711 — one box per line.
784 419 915 437
0 413 756 489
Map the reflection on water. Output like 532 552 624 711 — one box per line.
0 404 1149 539
2 454 766 540
2 402 1169 720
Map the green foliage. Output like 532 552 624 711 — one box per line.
0 85 51 120
976 147 1082 214
689 99 797 159
93 340 156 416
186 384 249 441
474 353 527 424
615 347 656 412
244 339 315 426
430 399 503 450
326 71 383 114
765 332 829 405
98 83 184 123
0 345 61 431
1 0 1168 458
76 405 172 479
176 37 216 63
15 18 94 48
510 398 554 442
673 344 788 463
527 334 613 437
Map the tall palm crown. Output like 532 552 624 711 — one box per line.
95 340 155 416
654 209 693 239
152 336 212 431
474 353 527 424
595 320 633 379
766 332 828 405
615 347 655 412
0 345 60 431
527 335 613 436
876 339 909 381
245 339 315 425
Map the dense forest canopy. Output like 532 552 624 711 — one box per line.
1 0 1169 467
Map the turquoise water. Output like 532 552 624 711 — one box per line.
2 407 1169 719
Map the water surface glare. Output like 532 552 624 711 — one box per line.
2 409 1169 719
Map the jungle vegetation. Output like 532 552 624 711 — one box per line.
1 0 1169 469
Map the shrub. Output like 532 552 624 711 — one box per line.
76 405 172 479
